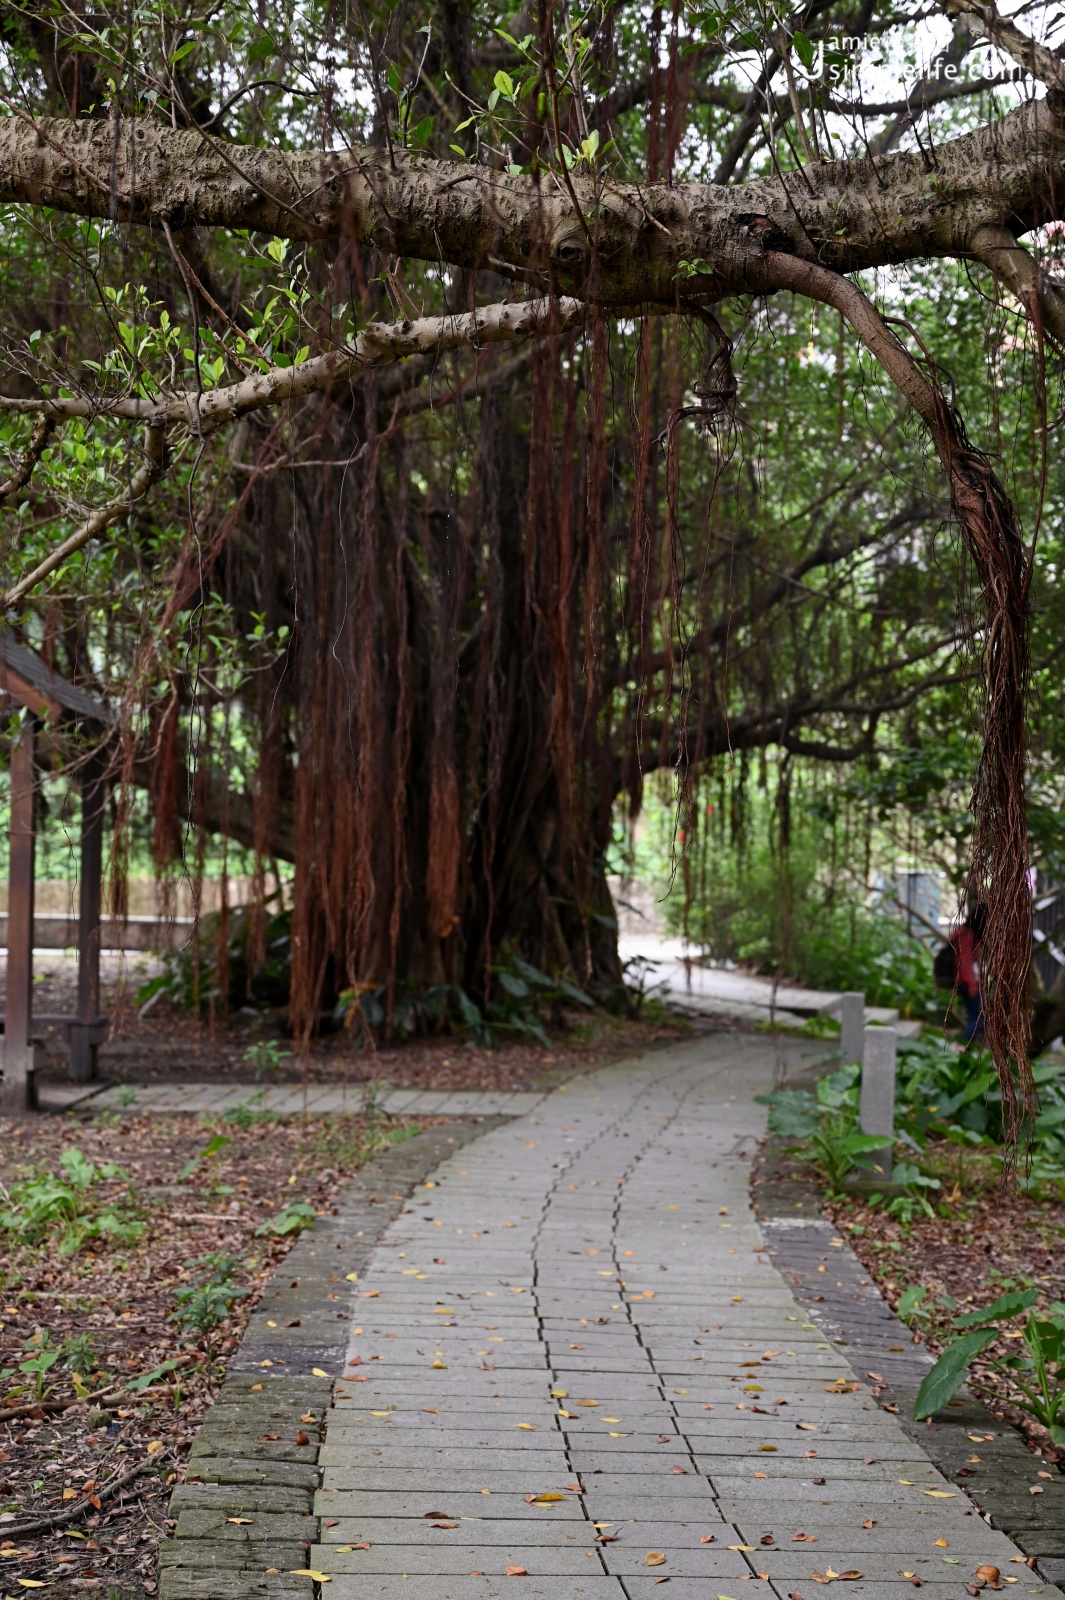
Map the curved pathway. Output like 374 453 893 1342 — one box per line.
310 1034 1043 1600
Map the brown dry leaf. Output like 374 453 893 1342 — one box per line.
505 1566 528 1577
296 1431 310 1446
975 1568 1001 1584
862 1521 876 1530
62 1487 78 1500
422 1510 450 1518
837 1572 863 1580
671 1466 688 1474
300 1413 317 1423
430 1522 458 1530
701 1536 716 1544
646 1553 667 1566
655 1578 670 1585
576 1398 598 1407
753 1471 768 1479
596 1533 619 1544
794 1535 817 1544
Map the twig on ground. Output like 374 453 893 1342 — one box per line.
4 1457 167 1536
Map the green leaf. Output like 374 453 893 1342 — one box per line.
128 1357 186 1392
897 1285 927 1321
170 40 198 64
1049 1425 1065 1446
953 1288 1038 1329
247 34 276 65
387 61 403 95
792 30 815 68
494 69 515 99
914 1328 997 1419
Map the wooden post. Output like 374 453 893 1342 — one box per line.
2 715 36 1112
70 749 104 1082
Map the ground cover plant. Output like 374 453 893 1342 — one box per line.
0 1104 420 1595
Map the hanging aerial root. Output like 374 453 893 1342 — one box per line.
756 251 1035 1170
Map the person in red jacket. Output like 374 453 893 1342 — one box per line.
951 903 987 1045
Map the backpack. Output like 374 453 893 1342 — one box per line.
933 942 958 991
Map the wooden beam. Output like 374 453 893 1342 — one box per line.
1 715 36 1112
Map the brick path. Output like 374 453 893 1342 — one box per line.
307 1035 1043 1600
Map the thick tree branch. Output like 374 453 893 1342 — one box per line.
1 104 1064 306
0 414 55 502
970 221 1065 349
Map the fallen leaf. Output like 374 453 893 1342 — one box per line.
430 1522 457 1530
753 1472 768 1479
838 1573 863 1580
345 1272 359 1282
527 1493 566 1504
671 1466 688 1474
728 1546 756 1553
311 1368 330 1378
290 1572 332 1582
225 1517 254 1525
795 1534 817 1543
505 1566 528 1577
516 1423 537 1431
975 1568 1001 1584
935 1541 948 1549
431 1360 447 1369
701 1535 716 1544
16 1582 51 1589
576 1398 598 1407
646 1553 667 1566
296 1431 310 1446
862 1521 875 1529
146 1440 164 1455
596 1533 619 1544
797 1423 818 1431
923 1491 956 1499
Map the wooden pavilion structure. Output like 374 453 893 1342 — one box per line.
1 634 111 1112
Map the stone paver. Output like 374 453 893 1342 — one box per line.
309 1036 1050 1600
90 1082 547 1117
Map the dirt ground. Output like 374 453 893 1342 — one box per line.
0 1106 423 1594
13 950 695 1091
821 1144 1065 1463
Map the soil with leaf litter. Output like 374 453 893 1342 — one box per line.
819 1144 1065 1465
0 1105 423 1594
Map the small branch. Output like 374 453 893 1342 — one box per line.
0 415 56 503
2 423 165 609
5 1457 166 1536
937 0 1065 90
0 297 586 433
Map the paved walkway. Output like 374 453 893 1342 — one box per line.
308 1034 1039 1600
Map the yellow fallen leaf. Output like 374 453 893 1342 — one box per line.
935 1540 948 1548
646 1553 667 1566
17 1581 51 1589
576 1398 598 1407
898 1480 916 1486
62 1487 78 1500
435 1307 454 1314
923 1491 956 1499
300 1412 318 1423
608 1432 630 1438
346 1272 359 1283
728 1546 756 1553
551 1389 568 1397
290 1572 332 1582
64 1532 88 1540
529 1494 566 1504
147 1440 164 1455
826 1570 839 1579
516 1423 537 1430
431 1360 447 1369
311 1368 330 1378
336 1546 356 1553
259 1359 274 1367
225 1517 254 1525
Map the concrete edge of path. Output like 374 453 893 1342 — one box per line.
754 1158 1065 1596
158 1117 503 1600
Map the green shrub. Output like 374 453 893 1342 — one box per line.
0 1148 144 1255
